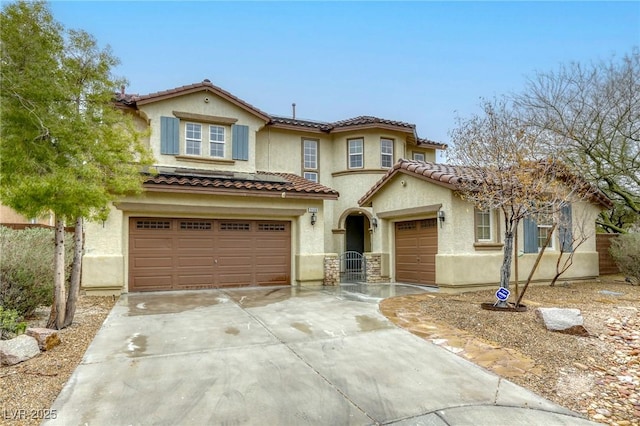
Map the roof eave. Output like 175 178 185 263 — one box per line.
142 183 339 200
135 84 271 123
330 123 415 134
268 122 325 134
358 167 458 207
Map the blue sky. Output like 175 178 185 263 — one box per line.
44 1 639 147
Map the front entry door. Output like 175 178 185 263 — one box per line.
345 215 365 254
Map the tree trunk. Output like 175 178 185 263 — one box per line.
46 218 66 330
497 230 514 307
549 250 564 287
514 226 519 298
63 217 83 328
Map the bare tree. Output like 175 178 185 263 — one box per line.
515 49 640 233
450 98 600 306
549 206 592 287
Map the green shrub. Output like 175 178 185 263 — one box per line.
0 306 27 340
609 233 640 284
0 226 74 317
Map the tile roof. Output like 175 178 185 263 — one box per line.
142 168 339 200
328 116 415 130
269 114 422 136
359 159 479 205
116 80 271 121
269 115 330 131
417 137 449 150
115 81 446 147
359 159 612 208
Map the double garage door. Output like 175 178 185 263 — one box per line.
129 218 291 292
395 218 437 285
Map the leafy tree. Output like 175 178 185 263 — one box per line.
449 98 599 305
0 1 152 329
515 49 640 233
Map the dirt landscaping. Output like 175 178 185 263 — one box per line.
0 276 638 425
0 296 115 426
382 276 640 426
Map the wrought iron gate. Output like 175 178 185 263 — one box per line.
339 251 366 283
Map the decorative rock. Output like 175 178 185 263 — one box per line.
535 307 589 336
0 335 40 366
26 327 61 351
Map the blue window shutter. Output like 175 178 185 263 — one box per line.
160 116 179 155
559 204 573 252
523 216 538 253
232 124 249 160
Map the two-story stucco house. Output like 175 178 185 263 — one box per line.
79 79 609 295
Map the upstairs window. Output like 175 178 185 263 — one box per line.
304 172 318 183
303 139 318 169
381 138 394 168
348 138 364 169
302 139 319 182
186 123 202 155
209 125 225 157
413 152 425 162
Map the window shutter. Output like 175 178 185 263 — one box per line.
523 216 538 253
160 116 179 155
558 204 574 252
232 124 249 160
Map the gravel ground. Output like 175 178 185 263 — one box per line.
0 278 638 426
0 296 115 426
400 277 640 426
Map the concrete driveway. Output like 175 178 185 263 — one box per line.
45 285 595 425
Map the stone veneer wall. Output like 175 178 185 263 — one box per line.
323 254 339 286
365 253 383 283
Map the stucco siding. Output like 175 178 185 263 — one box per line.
436 251 599 289
140 92 266 172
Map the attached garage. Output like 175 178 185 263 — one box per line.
395 218 438 285
128 218 291 292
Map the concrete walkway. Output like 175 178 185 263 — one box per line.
45 286 595 425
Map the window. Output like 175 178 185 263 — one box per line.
303 139 317 169
475 209 493 241
348 138 364 169
185 123 202 155
381 138 394 168
136 220 171 230
209 125 225 157
302 139 318 182
304 172 318 183
524 205 555 252
413 152 425 162
536 208 554 250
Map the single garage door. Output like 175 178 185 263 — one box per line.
395 218 437 285
129 218 291 292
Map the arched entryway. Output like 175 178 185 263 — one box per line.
338 208 373 255
338 209 373 283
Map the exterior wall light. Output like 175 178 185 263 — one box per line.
311 212 317 226
372 217 378 228
438 210 445 227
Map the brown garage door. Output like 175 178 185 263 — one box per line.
395 218 437 285
129 218 291 292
